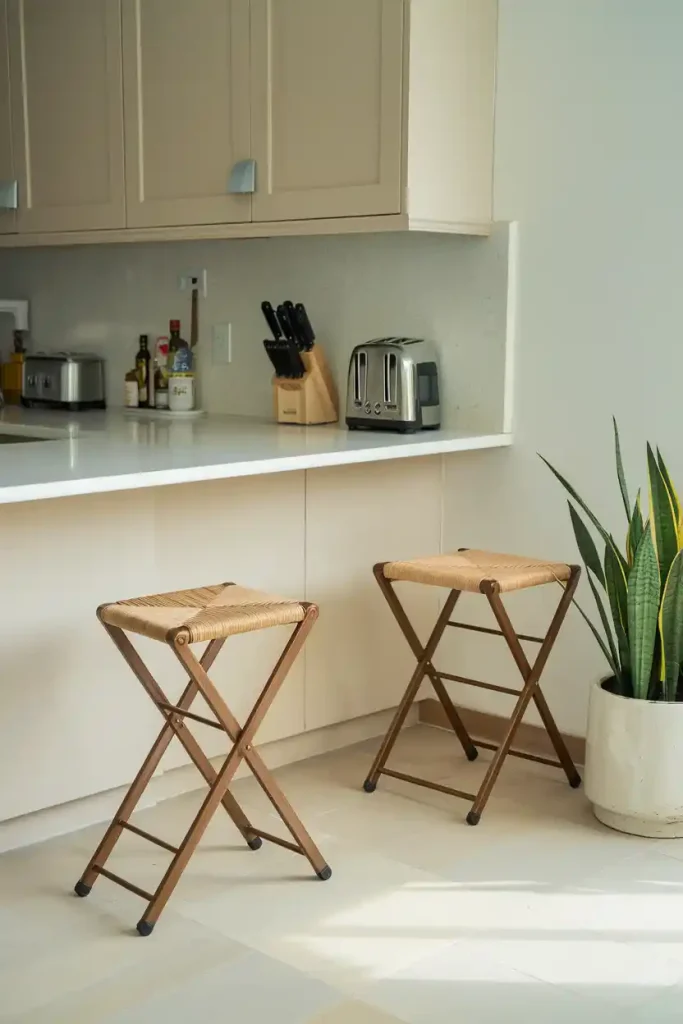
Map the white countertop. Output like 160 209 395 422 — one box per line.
0 407 511 505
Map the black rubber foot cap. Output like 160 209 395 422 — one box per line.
136 920 155 937
466 810 481 827
363 779 377 793
74 880 91 898
569 774 582 789
247 836 263 850
466 747 479 762
317 865 332 881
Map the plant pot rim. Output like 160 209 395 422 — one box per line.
595 676 683 707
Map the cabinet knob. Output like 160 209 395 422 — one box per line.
227 160 256 194
0 181 18 210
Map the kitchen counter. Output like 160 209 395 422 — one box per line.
0 407 511 505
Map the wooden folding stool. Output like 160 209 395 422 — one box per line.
363 550 581 824
75 582 331 936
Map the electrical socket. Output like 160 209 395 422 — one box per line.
178 269 208 297
212 323 232 365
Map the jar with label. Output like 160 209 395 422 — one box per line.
124 368 139 408
168 374 195 412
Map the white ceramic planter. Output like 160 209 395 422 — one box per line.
585 679 683 838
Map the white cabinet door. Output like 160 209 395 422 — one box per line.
304 458 442 730
122 0 252 228
251 0 404 223
8 0 125 233
0 0 15 234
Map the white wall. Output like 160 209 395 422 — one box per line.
0 228 509 432
442 0 683 737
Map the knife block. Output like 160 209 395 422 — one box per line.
273 345 339 426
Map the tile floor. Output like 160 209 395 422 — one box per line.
2 724 683 1022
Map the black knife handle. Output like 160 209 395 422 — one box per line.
295 303 316 349
276 304 295 343
261 301 282 340
283 300 304 349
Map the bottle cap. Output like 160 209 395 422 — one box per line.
170 320 180 331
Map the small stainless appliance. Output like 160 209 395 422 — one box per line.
22 352 106 410
346 337 440 433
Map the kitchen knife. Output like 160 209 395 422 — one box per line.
276 304 306 377
276 304 296 343
261 300 283 340
263 338 283 376
295 303 316 350
283 300 304 350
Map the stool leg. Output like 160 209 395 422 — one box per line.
364 587 461 793
75 638 257 898
171 610 330 881
373 569 478 761
104 628 259 845
137 610 327 933
466 576 580 825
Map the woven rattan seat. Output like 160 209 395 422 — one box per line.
383 549 572 594
99 583 305 644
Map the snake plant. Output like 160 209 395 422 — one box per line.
542 421 683 701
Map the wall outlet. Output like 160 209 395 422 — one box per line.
178 269 208 297
212 323 232 365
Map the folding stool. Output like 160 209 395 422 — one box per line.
363 550 582 824
75 582 331 936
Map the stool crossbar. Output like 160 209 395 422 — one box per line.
75 582 331 936
363 550 582 824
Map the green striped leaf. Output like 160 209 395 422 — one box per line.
626 491 644 567
541 455 627 575
568 502 605 587
613 418 630 521
540 456 612 548
657 448 681 524
585 566 621 681
570 594 621 685
605 541 629 672
628 528 661 699
647 443 678 586
659 549 683 702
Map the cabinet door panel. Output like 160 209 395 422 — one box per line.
305 459 442 730
0 0 15 235
122 0 251 228
8 0 125 233
251 0 404 223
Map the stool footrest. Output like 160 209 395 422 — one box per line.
438 671 520 697
156 701 225 731
472 739 563 770
251 828 304 855
448 621 544 644
118 820 179 854
380 768 475 802
93 865 154 902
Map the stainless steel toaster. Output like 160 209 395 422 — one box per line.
22 352 106 410
346 338 440 433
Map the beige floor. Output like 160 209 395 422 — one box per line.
2 724 683 1022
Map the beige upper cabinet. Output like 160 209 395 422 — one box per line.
250 0 404 223
0 0 497 242
122 0 251 228
8 0 126 233
0 0 15 235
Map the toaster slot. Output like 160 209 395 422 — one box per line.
383 352 398 407
353 350 367 406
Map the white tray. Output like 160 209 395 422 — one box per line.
123 407 206 419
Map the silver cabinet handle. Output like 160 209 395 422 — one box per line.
0 181 18 210
227 159 256 194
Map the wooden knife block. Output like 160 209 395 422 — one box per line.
273 345 339 425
